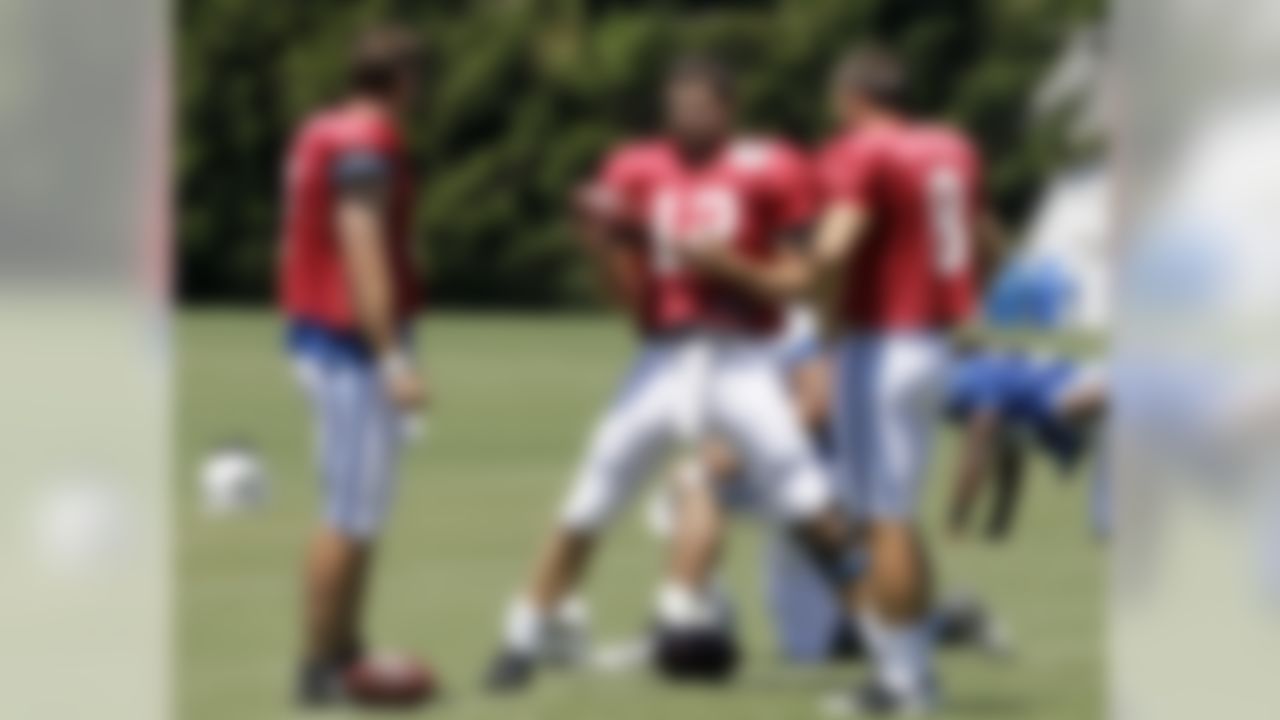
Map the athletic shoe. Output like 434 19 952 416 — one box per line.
934 594 1014 659
822 679 939 717
484 648 537 693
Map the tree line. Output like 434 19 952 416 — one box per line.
180 0 1101 307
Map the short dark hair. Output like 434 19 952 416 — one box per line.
834 45 908 108
348 25 424 96
667 53 737 103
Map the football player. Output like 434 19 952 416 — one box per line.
279 27 434 708
944 344 1108 541
644 303 847 664
679 47 1001 714
483 56 870 692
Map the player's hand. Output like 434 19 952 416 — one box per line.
675 238 734 276
573 184 644 249
572 183 620 221
379 352 428 411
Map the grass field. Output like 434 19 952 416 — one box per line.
180 311 1102 720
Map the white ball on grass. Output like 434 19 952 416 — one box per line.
199 444 268 516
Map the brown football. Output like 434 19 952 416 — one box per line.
342 652 437 708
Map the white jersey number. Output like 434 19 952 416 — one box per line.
650 186 741 275
926 166 970 277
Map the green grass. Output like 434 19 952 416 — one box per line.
180 311 1102 720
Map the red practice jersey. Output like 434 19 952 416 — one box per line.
279 103 421 331
818 121 983 331
592 137 815 335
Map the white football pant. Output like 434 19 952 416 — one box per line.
560 335 832 532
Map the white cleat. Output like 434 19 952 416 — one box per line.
588 636 652 675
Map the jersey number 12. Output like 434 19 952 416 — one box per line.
650 186 741 275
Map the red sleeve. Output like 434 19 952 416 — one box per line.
330 114 399 161
590 144 652 225
818 136 880 209
762 143 819 230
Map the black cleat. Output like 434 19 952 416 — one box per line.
296 644 361 707
934 595 1013 659
827 620 868 662
296 660 346 707
484 649 537 694
822 679 938 717
297 645 435 710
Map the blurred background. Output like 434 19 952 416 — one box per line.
181 0 1105 325
8 1 1280 719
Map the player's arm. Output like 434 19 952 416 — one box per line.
802 201 871 334
334 151 425 410
678 234 815 302
948 408 1002 539
790 353 833 435
572 184 646 313
680 143 860 303
677 201 872 305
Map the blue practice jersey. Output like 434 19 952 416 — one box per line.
945 351 1090 468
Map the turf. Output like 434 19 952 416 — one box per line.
180 311 1102 719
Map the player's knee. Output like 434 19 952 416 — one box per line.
323 473 394 541
782 501 869 589
325 502 385 542
561 429 652 532
559 473 621 533
773 463 833 522
559 499 610 534
865 521 929 594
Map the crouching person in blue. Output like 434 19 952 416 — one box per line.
944 343 1109 541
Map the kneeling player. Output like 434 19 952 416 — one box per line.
483 57 868 693
643 305 850 665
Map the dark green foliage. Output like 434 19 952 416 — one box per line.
180 0 1102 306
